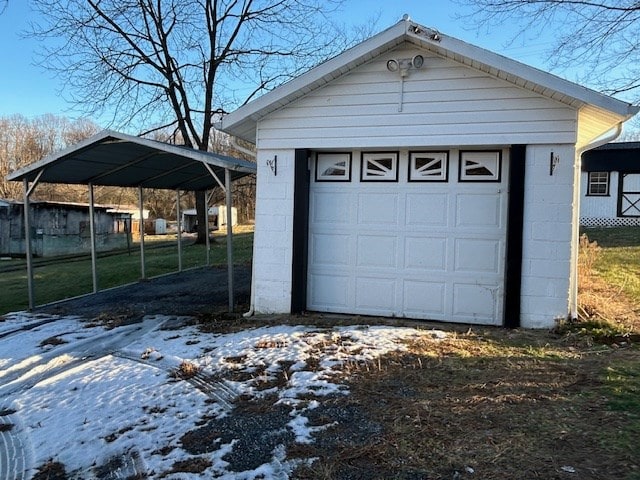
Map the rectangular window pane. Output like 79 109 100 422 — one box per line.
588 172 609 196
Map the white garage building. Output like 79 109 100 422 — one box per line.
220 17 638 328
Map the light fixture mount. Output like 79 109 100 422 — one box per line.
386 55 425 75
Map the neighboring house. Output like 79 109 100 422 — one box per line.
580 142 640 227
0 200 131 257
220 17 638 328
181 206 238 232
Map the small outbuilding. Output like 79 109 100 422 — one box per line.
0 199 131 257
580 142 640 227
220 17 638 328
181 205 238 232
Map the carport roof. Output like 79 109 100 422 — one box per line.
7 129 256 191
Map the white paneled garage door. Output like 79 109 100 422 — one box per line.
307 149 509 325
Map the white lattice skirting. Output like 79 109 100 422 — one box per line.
580 217 640 227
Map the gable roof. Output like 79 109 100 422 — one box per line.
6 130 256 191
220 17 639 143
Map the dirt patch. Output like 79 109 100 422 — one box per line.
32 461 67 480
168 457 212 474
39 336 67 347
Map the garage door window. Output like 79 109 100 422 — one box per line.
316 153 352 181
459 151 501 182
361 152 399 181
409 151 448 182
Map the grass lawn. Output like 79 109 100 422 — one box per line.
580 227 640 307
0 231 253 315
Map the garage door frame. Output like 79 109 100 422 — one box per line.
291 145 526 327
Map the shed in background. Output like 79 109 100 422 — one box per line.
181 205 238 232
581 142 640 227
0 200 131 257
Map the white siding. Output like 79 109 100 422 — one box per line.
580 171 619 219
520 144 576 328
256 45 578 149
251 149 295 314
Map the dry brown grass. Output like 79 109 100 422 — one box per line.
167 457 212 474
292 329 640 480
577 234 640 336
172 360 200 380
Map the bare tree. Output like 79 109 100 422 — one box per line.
0 114 100 200
30 0 371 242
456 0 640 99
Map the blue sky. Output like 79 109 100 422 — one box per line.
0 1 571 124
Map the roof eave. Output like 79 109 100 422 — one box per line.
220 18 639 143
404 24 639 119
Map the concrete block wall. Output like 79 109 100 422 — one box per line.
252 149 295 313
520 144 576 328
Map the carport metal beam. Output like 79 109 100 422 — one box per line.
23 179 34 310
176 190 182 272
138 187 146 279
88 183 98 293
203 165 234 311
205 190 214 265
23 169 45 310
225 169 234 311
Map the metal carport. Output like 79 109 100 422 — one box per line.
6 129 256 311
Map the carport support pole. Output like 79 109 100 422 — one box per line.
23 178 35 310
138 186 146 279
204 191 211 266
225 169 234 312
88 183 98 293
176 190 182 272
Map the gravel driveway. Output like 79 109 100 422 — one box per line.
36 265 251 320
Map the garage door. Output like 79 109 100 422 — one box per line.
307 149 509 325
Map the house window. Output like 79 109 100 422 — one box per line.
587 172 610 196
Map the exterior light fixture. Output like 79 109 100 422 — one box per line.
386 55 425 75
386 54 426 111
409 24 442 43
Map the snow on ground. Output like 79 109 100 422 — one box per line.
0 312 448 479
